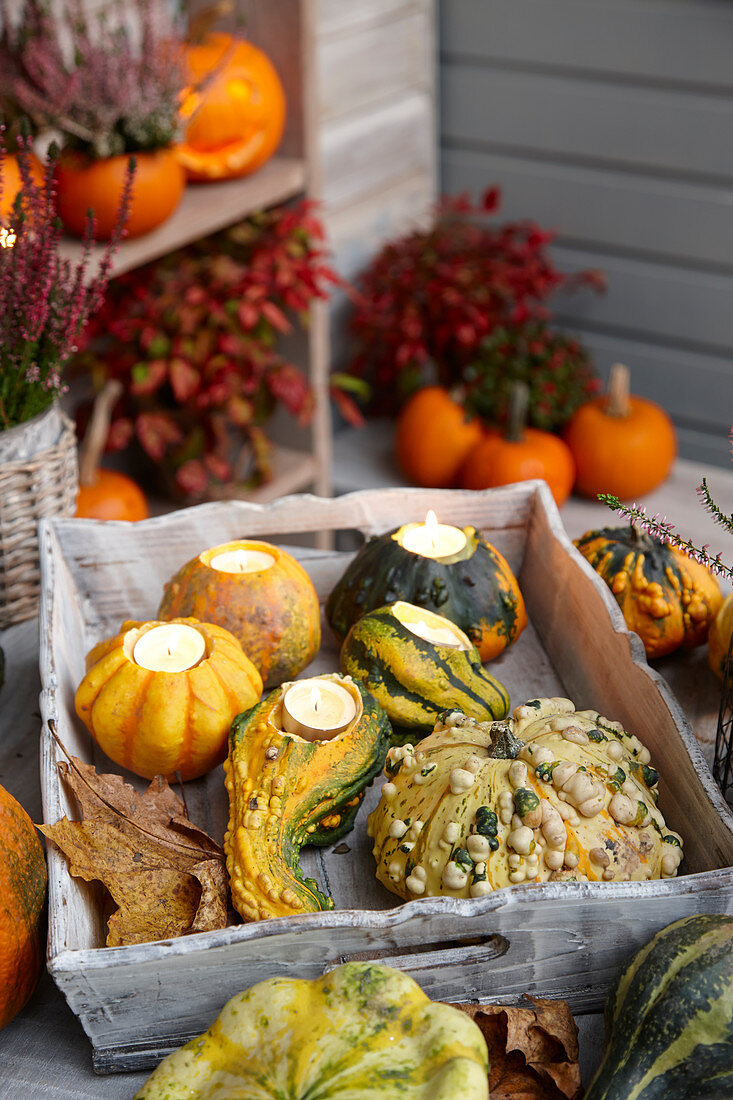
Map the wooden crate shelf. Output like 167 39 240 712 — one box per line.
59 157 307 278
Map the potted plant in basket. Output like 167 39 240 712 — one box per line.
0 0 186 239
0 139 130 627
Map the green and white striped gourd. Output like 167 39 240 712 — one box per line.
585 913 733 1100
340 602 510 734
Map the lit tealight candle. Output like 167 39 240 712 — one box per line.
132 624 206 673
281 678 357 741
399 510 467 559
209 547 276 574
392 601 471 650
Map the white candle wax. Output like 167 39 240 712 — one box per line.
133 624 206 673
281 679 357 741
209 547 276 574
400 510 467 559
392 601 470 650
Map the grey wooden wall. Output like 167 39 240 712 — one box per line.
440 0 733 468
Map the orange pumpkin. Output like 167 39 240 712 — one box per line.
158 540 321 689
460 382 575 507
75 381 149 521
0 152 44 222
177 33 286 181
564 363 677 500
76 470 149 522
395 386 483 488
75 618 263 781
0 784 47 1030
56 148 185 240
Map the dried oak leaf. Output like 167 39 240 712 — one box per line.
452 997 582 1100
39 757 227 947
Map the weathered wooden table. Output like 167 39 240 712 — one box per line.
1 440 730 1097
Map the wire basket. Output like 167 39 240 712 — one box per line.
0 411 78 629
713 631 733 808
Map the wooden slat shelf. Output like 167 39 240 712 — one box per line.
59 156 307 279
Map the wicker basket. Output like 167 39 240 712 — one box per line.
0 407 78 629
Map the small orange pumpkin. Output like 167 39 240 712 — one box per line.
56 148 185 240
75 381 149 521
564 363 677 500
0 152 44 222
395 386 483 488
460 381 575 506
75 618 263 781
158 540 321 689
0 784 47 1030
177 33 286 181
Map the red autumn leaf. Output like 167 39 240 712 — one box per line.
265 363 311 417
175 459 209 497
106 416 134 452
130 359 167 396
237 300 259 329
260 300 292 334
227 395 254 427
169 357 200 402
330 386 365 428
136 412 183 461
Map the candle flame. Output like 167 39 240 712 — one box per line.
165 628 180 656
0 225 16 249
424 509 438 553
310 686 321 712
235 552 247 573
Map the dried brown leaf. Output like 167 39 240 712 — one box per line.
39 756 228 947
451 998 582 1100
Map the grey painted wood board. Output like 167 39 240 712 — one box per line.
441 62 733 183
323 92 434 211
441 147 733 271
38 484 733 1068
318 0 418 38
558 328 733 451
551 246 733 355
440 0 733 92
319 7 430 122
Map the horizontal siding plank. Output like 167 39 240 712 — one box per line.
319 9 430 122
323 93 434 211
675 426 733 469
441 0 733 92
565 329 733 453
441 147 733 270
550 247 733 354
441 63 733 183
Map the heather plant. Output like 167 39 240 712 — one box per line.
76 201 341 500
463 321 599 432
0 140 131 430
347 188 604 415
0 0 184 159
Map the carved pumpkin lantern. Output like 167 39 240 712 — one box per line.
178 33 286 181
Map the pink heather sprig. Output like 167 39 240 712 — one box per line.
0 0 184 159
0 138 132 430
598 493 733 582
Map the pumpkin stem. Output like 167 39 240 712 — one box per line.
506 381 529 443
78 379 123 488
606 363 631 418
186 0 234 45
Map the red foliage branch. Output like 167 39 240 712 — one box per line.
348 188 603 415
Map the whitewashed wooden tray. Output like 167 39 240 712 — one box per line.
38 482 733 1073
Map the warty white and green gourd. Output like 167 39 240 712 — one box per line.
368 697 683 900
